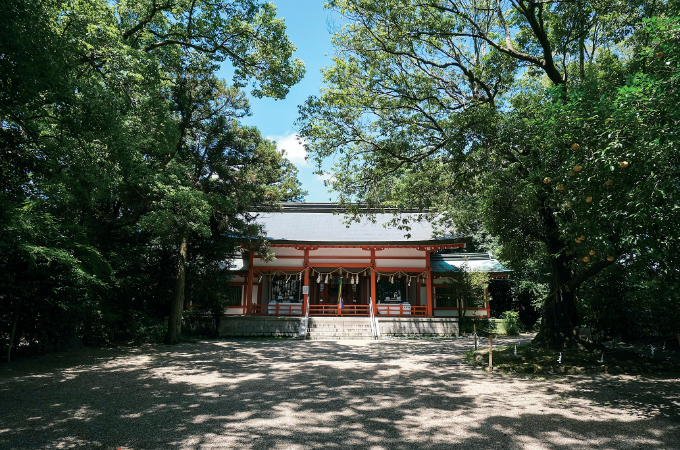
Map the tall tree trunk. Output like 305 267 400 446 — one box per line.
213 312 221 338
578 0 585 80
539 252 580 348
166 235 188 344
533 205 581 348
7 299 22 363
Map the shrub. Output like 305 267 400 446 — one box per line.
501 311 521 336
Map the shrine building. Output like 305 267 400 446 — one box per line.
223 203 510 328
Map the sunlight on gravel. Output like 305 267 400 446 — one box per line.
1 337 678 449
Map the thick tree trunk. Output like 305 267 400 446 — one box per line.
213 312 221 338
166 236 188 344
533 205 582 349
7 299 21 363
537 252 580 348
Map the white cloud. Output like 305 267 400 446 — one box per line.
315 172 333 182
267 132 309 167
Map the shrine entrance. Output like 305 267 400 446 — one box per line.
308 271 370 316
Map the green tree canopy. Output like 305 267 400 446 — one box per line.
1 0 305 356
297 0 679 347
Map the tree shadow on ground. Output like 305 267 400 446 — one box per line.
0 339 678 449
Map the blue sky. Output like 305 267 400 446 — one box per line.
217 0 340 202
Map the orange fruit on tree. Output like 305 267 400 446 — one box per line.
580 235 585 241
655 51 664 59
607 255 615 261
573 165 582 172
583 256 591 262
571 143 580 151
589 250 595 255
544 177 551 184
575 237 581 243
619 161 629 168
557 184 565 191
605 179 613 186
586 196 593 203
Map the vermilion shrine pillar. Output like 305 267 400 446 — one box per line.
246 252 254 315
425 251 433 316
370 268 377 313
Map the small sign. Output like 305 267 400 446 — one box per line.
302 286 309 295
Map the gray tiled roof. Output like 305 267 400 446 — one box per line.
431 253 512 275
255 203 463 245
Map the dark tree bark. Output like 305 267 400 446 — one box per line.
166 236 188 344
538 253 580 348
533 203 615 348
7 299 22 363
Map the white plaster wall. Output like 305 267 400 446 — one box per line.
376 248 425 258
376 259 426 268
308 259 372 265
310 248 371 257
269 247 305 257
255 258 304 267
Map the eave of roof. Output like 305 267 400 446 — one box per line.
265 238 467 247
431 253 512 275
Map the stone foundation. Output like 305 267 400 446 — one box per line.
378 317 459 337
219 316 302 338
219 316 459 338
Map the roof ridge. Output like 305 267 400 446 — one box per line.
436 253 493 260
269 202 429 214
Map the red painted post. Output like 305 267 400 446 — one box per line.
426 271 433 317
246 267 254 316
371 268 377 315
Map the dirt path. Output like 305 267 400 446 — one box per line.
1 337 679 449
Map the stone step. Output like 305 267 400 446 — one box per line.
306 317 374 340
307 328 373 332
306 335 373 340
307 335 373 339
308 320 372 324
307 332 373 337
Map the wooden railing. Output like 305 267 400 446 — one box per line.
308 304 370 316
376 304 427 316
224 306 247 315
251 304 303 316
247 303 424 317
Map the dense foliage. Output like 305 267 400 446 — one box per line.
1 0 305 359
298 0 680 346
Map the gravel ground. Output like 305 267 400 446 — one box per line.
1 334 679 450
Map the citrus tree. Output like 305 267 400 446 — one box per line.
297 0 679 347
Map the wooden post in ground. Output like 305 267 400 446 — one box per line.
488 335 494 371
474 323 477 350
